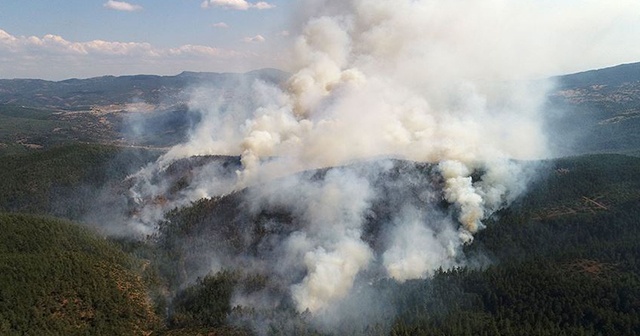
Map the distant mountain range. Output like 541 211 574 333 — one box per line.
0 68 288 110
0 69 288 154
555 62 640 89
0 64 639 156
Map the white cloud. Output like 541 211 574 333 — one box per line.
253 2 275 9
0 29 265 79
168 44 229 57
0 29 236 58
201 0 275 10
212 22 229 28
242 35 266 43
103 0 143 12
16 32 154 56
0 30 17 43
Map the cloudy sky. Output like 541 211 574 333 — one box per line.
1 0 640 80
0 0 293 79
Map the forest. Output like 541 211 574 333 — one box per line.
0 144 639 335
0 60 639 336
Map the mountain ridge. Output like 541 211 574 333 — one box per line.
1 62 639 156
0 68 289 109
555 62 640 88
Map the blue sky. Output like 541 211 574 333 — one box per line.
1 0 639 80
0 0 293 79
0 0 291 48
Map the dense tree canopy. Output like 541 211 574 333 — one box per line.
2 145 640 335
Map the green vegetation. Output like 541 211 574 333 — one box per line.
1 147 639 335
0 70 290 154
169 271 237 329
0 106 67 155
0 69 288 110
0 213 160 335
1 65 639 334
548 63 640 156
0 105 122 156
0 143 159 218
387 155 640 335
390 155 640 335
150 154 640 335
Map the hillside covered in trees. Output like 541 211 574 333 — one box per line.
0 144 639 335
138 154 640 335
0 63 639 335
0 213 160 335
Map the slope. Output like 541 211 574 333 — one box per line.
148 154 640 335
548 62 640 156
0 213 161 335
0 143 159 221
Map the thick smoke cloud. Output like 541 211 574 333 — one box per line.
121 0 634 327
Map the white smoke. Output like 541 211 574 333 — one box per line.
382 208 462 282
224 0 551 312
288 170 374 313
121 0 637 323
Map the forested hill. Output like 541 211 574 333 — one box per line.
133 153 640 335
0 213 161 334
0 62 639 335
1 144 639 334
0 68 288 109
1 63 640 156
0 144 159 221
556 62 640 89
547 62 640 156
0 69 288 156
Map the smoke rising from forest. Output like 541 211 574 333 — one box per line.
119 0 640 330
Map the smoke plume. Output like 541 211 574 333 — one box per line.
120 0 636 329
